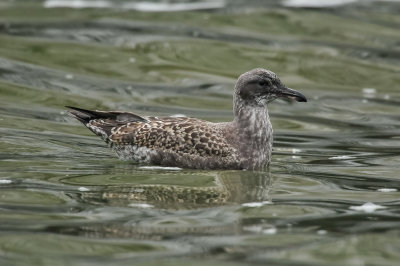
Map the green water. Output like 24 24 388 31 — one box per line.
1 1 400 265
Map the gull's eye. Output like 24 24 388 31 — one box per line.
258 80 267 86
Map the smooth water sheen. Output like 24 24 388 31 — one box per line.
1 1 400 265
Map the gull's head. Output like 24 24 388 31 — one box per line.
234 68 307 107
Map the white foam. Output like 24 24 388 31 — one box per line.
243 225 277 235
362 88 376 94
377 188 397 192
262 227 278 235
362 88 377 99
139 166 182 171
329 155 354 160
128 203 154 208
292 148 301 154
170 114 187 118
44 0 111 8
65 73 74 79
122 1 225 12
44 0 225 11
242 201 272 207
349 202 386 213
0 179 12 184
243 225 262 233
283 0 357 8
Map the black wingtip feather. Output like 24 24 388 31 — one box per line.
65 106 147 125
65 106 98 124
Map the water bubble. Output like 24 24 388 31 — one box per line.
349 202 386 213
360 51 370 58
243 225 277 235
44 0 112 8
242 201 272 207
329 155 354 160
362 88 376 98
292 148 301 154
283 0 358 8
170 114 187 118
65 74 74 79
263 227 277 235
139 166 182 171
362 88 376 94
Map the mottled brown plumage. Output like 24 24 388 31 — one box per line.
67 68 307 170
108 117 232 157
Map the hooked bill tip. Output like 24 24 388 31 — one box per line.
280 88 307 103
296 94 307 102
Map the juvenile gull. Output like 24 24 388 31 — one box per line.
67 68 307 170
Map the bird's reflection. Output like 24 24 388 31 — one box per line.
75 168 272 209
57 167 273 239
221 170 272 204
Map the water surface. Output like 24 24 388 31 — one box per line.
1 1 400 265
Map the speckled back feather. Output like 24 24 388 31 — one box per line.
107 117 233 157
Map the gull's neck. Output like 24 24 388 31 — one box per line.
232 101 273 169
